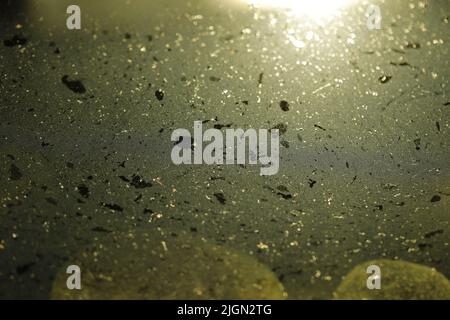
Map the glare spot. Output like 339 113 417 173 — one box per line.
242 0 354 21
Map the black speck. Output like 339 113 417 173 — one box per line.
280 140 290 148
9 164 22 180
214 123 232 129
46 197 58 205
424 229 443 238
430 195 441 202
280 100 290 111
308 179 317 188
214 192 226 205
118 175 130 182
276 185 292 199
4 35 27 47
413 138 421 150
209 76 221 82
16 262 34 275
258 72 264 86
155 89 164 101
100 202 123 212
272 123 287 135
62 75 86 94
314 124 326 131
77 184 90 198
91 226 112 233
130 174 152 189
405 42 421 49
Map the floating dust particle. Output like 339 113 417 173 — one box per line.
256 242 269 250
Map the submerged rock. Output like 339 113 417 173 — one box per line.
334 259 450 300
51 232 286 300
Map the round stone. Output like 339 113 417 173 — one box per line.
51 232 287 300
334 259 450 300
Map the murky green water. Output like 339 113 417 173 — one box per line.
0 0 449 299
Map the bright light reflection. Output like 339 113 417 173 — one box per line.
242 0 353 21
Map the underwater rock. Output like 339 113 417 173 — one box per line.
51 232 287 300
334 259 450 300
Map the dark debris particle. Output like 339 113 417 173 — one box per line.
272 123 287 135
379 75 392 84
276 185 292 199
100 202 123 212
130 174 152 189
91 226 112 233
45 197 58 205
62 75 86 94
124 33 132 39
16 262 35 275
424 229 443 238
155 89 164 101
279 100 290 111
4 35 27 47
118 175 130 182
436 121 440 132
314 124 326 131
430 195 441 203
390 61 412 67
405 42 421 49
308 179 317 188
214 123 232 129
413 138 421 150
213 192 226 205
258 72 264 86
418 243 432 250
77 184 90 198
280 140 290 148
209 76 221 82
66 162 74 169
9 164 22 180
